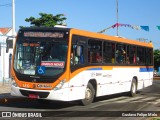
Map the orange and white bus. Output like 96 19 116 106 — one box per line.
11 27 153 105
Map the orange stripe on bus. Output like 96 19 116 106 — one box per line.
70 28 153 48
102 66 113 70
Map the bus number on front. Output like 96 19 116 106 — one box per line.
22 83 30 88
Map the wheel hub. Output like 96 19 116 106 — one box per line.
132 83 136 93
85 88 92 100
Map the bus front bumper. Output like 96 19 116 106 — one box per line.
11 85 70 101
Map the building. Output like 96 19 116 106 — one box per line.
0 28 15 85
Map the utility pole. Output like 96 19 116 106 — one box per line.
2 0 16 84
116 0 119 36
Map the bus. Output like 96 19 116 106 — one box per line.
11 27 153 105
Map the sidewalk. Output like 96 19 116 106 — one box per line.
0 79 29 104
153 77 160 80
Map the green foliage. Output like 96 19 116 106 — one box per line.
21 13 67 27
154 49 160 70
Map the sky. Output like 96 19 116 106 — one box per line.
0 0 160 49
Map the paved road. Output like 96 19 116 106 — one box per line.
0 80 160 120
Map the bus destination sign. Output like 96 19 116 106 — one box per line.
24 32 64 38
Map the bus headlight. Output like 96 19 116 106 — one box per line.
12 80 18 87
53 80 66 91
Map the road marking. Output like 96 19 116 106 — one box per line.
148 98 160 105
90 97 128 108
98 95 160 106
116 96 144 103
99 96 128 103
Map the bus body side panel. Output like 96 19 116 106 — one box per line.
137 67 153 89
67 66 153 101
11 66 153 101
68 70 93 101
68 67 134 100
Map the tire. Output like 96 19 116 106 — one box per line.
129 78 137 97
81 82 95 106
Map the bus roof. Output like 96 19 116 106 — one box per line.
18 27 153 48
70 28 153 48
18 27 71 32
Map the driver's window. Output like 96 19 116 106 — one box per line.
71 45 84 66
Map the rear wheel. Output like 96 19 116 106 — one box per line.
129 78 137 97
81 82 95 106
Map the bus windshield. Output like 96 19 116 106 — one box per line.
14 39 68 77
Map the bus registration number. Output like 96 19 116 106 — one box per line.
29 94 39 99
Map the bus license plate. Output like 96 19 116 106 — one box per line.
29 94 39 99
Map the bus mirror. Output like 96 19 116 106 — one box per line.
76 46 82 57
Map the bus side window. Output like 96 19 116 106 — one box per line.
116 44 126 64
128 46 136 64
71 45 77 66
88 51 93 63
71 45 84 66
88 39 102 64
95 52 102 63
103 42 114 64
137 47 145 65
145 48 152 65
77 45 84 64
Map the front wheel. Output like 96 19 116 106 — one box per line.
129 78 137 97
81 83 95 106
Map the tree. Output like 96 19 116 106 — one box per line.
21 13 67 27
154 49 160 71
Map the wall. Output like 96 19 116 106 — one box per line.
0 29 14 84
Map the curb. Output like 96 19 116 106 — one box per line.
153 77 160 80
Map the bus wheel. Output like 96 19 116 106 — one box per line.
129 78 137 97
81 82 95 106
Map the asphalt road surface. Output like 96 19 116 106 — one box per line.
0 80 160 120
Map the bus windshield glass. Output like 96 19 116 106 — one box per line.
14 37 68 77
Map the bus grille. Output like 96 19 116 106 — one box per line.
19 89 49 98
